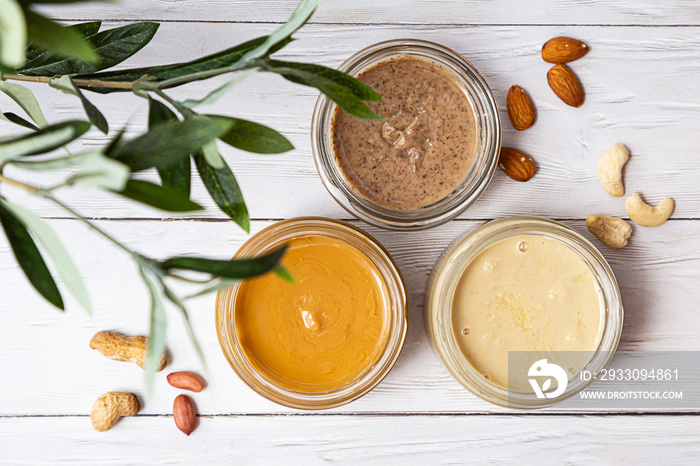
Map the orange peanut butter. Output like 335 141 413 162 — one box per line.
234 235 390 392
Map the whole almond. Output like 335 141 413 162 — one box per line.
506 85 536 131
542 37 589 63
499 147 537 182
173 394 196 436
547 64 584 107
167 372 205 392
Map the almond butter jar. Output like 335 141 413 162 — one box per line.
425 217 624 409
312 39 501 230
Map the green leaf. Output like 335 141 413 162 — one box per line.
11 150 130 191
1 200 91 314
0 120 91 163
25 21 101 64
109 115 233 171
182 69 255 109
19 22 158 77
273 264 295 284
194 152 249 232
116 180 203 212
138 266 166 392
208 115 294 154
73 35 285 93
0 0 27 68
49 75 109 134
260 60 384 120
185 278 238 299
0 81 48 128
200 139 224 169
1 111 39 131
238 0 320 63
159 280 205 368
148 97 190 196
161 243 288 279
24 11 97 64
0 198 63 310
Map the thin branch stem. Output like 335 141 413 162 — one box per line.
2 73 134 90
0 174 39 193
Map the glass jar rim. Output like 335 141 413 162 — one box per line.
216 217 409 409
311 39 501 231
425 216 624 409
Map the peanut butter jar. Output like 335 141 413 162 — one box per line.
216 217 408 409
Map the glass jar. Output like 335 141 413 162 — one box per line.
425 217 624 409
311 39 501 230
216 217 409 409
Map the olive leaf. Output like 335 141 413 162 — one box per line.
49 75 109 134
19 22 158 77
139 266 167 392
160 243 288 279
109 115 233 171
0 198 64 310
238 0 320 63
0 81 48 128
11 150 130 191
23 11 97 64
1 111 39 131
0 120 91 163
148 97 190 196
194 152 249 232
185 278 239 299
159 280 205 368
1 199 91 314
0 0 27 68
259 60 383 120
182 69 255 109
24 21 101 66
116 180 203 212
208 115 294 154
273 264 295 284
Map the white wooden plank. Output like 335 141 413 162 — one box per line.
0 218 697 415
1 415 699 464
35 0 700 25
2 23 699 220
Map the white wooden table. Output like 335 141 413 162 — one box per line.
2 1 700 463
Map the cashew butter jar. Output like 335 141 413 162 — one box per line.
425 217 623 408
312 39 500 230
216 217 408 409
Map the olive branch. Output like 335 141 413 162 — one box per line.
0 0 382 389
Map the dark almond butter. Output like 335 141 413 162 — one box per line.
542 37 589 64
547 64 584 107
506 85 536 131
499 147 537 182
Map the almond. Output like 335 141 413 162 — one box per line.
542 37 589 64
498 147 537 182
506 85 536 131
173 394 196 436
167 372 205 392
547 64 584 107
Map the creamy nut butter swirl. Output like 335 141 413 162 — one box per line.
234 235 390 393
332 56 477 209
451 235 604 390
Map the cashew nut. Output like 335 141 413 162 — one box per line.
598 143 629 197
91 392 140 432
625 193 674 227
586 215 632 249
90 330 167 371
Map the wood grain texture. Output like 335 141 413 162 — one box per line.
2 23 699 220
1 218 697 415
34 0 700 25
1 415 699 465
